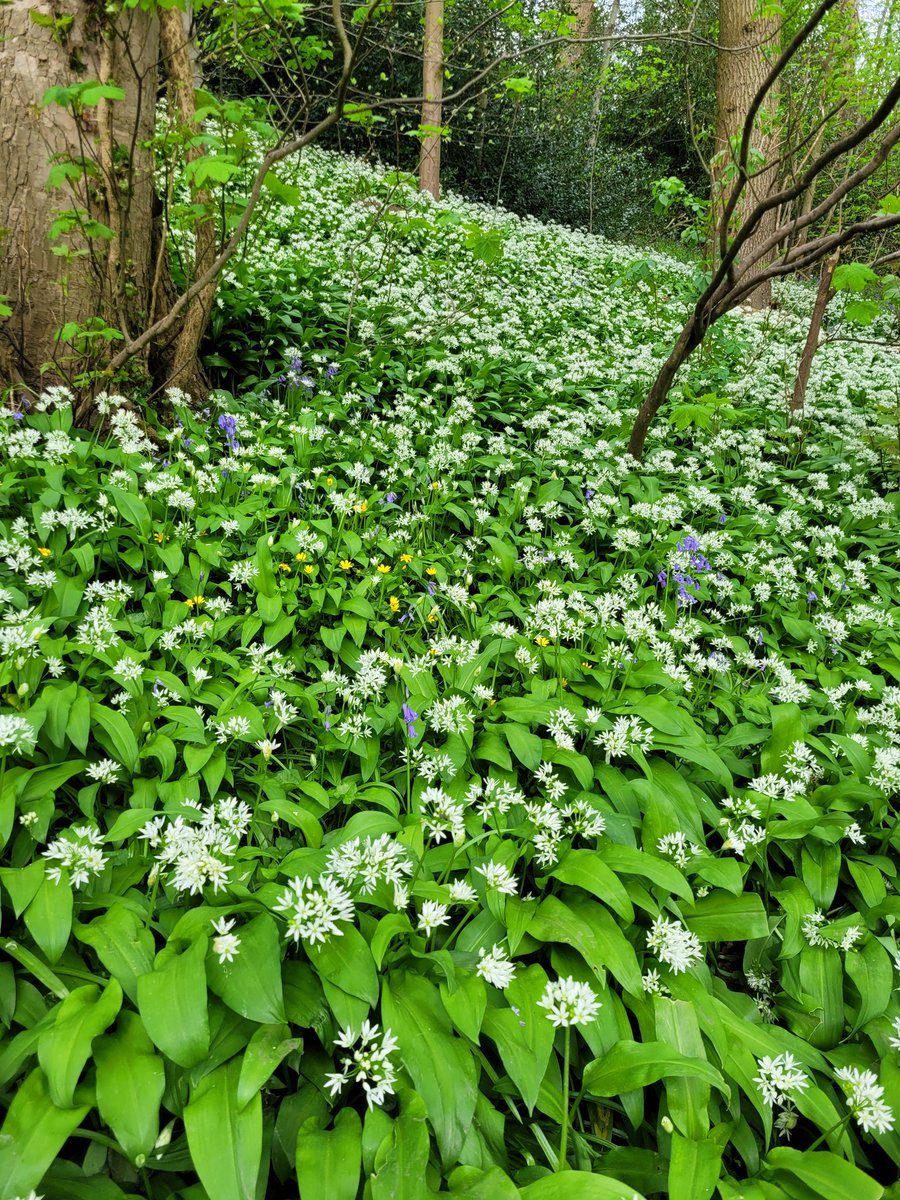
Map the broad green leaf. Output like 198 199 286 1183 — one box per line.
37 979 122 1107
448 1165 521 1197
296 1108 362 1200
584 1041 727 1099
137 936 210 1067
184 1057 263 1200
74 904 154 1003
371 1090 435 1199
504 723 543 769
528 893 642 993
308 921 379 1006
551 849 634 922
90 703 139 771
653 997 710 1138
798 946 843 1048
482 965 553 1114
520 1173 647 1199
682 892 768 941
668 1131 724 1200
763 1147 883 1199
207 913 286 1023
237 1022 300 1109
440 970 487 1042
108 485 151 536
94 1011 165 1163
23 874 73 963
0 1068 90 1200
382 972 478 1165
599 844 692 900
846 938 893 1033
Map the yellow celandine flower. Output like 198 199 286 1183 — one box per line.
304 564 315 575
295 552 307 561
184 595 205 608
426 608 438 624
326 476 335 487
278 563 292 573
389 595 400 612
152 533 168 544
426 566 438 576
399 553 413 563
37 547 51 556
339 560 353 570
377 564 391 574
354 500 368 513
535 636 550 647
430 481 440 491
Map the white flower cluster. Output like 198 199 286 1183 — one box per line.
646 915 703 974
538 976 601 1027
476 944 517 989
753 1053 810 1106
325 1021 399 1109
593 715 653 761
42 824 106 888
140 797 252 894
0 713 36 754
834 1066 895 1134
274 874 356 943
325 833 412 898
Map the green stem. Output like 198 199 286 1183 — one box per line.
557 1025 571 1172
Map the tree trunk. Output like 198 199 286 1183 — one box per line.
712 0 781 309
0 0 158 390
157 3 212 398
791 249 839 415
560 0 594 70
628 317 706 460
419 0 444 199
587 0 620 233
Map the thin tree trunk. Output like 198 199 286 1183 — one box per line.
627 318 706 460
419 0 444 199
791 249 839 414
712 0 782 309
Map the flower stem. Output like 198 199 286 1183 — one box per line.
557 1025 571 1172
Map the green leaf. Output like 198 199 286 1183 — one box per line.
551 850 634 922
94 1011 165 1163
528 893 642 993
440 970 487 1042
137 936 210 1067
832 262 878 293
207 913 286 1023
846 938 893 1033
371 1090 434 1200
482 964 554 1113
24 874 73 963
763 1147 884 1200
237 1022 300 1109
108 485 151 537
519 1174 647 1199
504 723 543 769
309 922 379 1007
90 703 139 771
653 997 710 1138
296 1108 362 1200
382 972 478 1165
0 1067 91 1200
668 1131 724 1200
184 1057 263 1200
682 892 768 941
74 904 154 1003
38 979 122 1107
80 82 126 105
584 1041 727 1099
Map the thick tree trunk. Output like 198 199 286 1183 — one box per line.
712 0 781 309
791 249 839 415
419 0 444 199
0 0 158 390
560 0 594 69
157 4 212 398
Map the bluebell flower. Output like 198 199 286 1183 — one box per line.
401 703 419 739
807 591 817 603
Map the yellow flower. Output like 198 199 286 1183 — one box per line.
37 546 51 556
325 476 334 487
535 636 550 647
377 564 391 574
152 533 168 544
354 500 368 514
339 559 353 570
426 566 438 576
581 661 594 669
304 564 315 575
295 552 307 562
278 562 292 573
389 595 400 612
426 607 438 624
560 678 568 689
430 481 440 491
399 553 413 563
185 595 204 608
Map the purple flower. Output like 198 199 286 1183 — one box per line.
401 703 419 739
807 591 817 603
325 363 340 379
657 569 668 586
719 514 727 525
380 492 398 505
585 488 595 500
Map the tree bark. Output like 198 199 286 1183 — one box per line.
712 0 781 309
791 249 839 414
560 0 594 70
419 0 444 199
627 317 706 460
0 0 158 390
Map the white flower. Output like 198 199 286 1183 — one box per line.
477 944 517 989
475 861 518 895
274 874 356 944
86 757 120 783
417 900 450 935
888 1015 900 1051
754 1053 810 1106
448 879 478 903
211 917 241 964
0 713 36 754
646 915 702 974
325 1021 398 1109
42 824 106 888
834 1066 895 1134
538 976 601 1027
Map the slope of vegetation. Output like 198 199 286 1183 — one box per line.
1 149 900 1200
